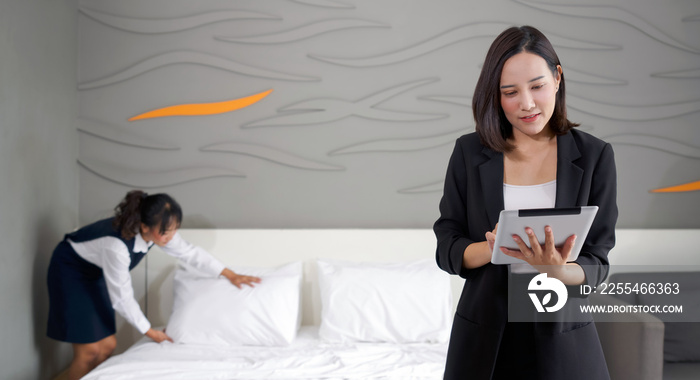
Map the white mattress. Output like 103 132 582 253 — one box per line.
83 326 448 379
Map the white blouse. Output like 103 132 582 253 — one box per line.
503 180 556 273
68 232 225 334
503 180 556 211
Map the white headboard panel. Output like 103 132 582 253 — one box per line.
609 229 700 267
143 228 700 328
145 229 464 327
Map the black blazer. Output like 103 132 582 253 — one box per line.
434 129 618 379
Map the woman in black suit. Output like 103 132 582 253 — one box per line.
434 26 617 379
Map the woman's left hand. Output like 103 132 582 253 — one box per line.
501 225 576 266
221 268 262 288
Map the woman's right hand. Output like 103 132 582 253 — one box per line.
145 328 173 343
485 223 498 253
463 224 499 269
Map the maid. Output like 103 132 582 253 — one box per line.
47 190 261 380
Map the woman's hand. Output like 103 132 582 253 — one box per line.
485 223 498 253
463 224 499 269
501 225 585 285
221 268 262 289
145 328 173 343
501 225 575 265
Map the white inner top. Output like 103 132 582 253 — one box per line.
503 180 557 211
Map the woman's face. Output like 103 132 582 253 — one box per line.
140 221 178 247
499 52 561 141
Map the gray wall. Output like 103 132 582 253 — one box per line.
77 0 700 229
0 0 78 379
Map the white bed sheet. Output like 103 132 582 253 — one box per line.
83 326 448 380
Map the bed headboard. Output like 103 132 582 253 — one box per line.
144 229 465 327
111 228 699 354
140 228 700 327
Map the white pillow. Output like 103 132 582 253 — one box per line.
317 258 452 343
166 261 302 346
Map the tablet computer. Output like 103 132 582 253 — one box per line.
490 206 599 265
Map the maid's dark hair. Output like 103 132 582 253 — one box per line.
112 190 183 240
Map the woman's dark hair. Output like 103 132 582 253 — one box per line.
112 190 183 240
472 25 578 152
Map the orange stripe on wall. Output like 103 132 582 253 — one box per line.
651 180 700 193
129 89 273 121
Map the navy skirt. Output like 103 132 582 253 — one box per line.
47 241 116 343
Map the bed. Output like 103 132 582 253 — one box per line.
82 229 462 380
82 228 700 379
81 325 448 379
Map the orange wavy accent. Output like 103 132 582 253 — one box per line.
129 89 273 121
651 180 700 193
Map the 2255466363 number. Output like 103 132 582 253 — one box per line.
594 282 680 295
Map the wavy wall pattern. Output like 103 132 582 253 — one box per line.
79 159 244 188
568 95 700 121
309 22 620 67
244 78 446 128
544 33 621 51
79 8 280 34
603 134 700 159
216 19 390 44
78 1 700 228
77 119 180 150
420 96 470 107
513 0 700 53
651 68 700 79
563 67 627 85
330 129 466 155
202 142 345 171
290 0 355 10
78 51 318 90
398 181 443 194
